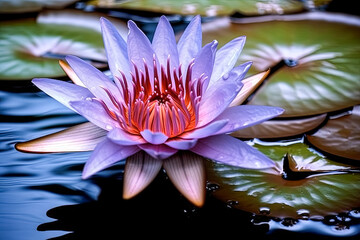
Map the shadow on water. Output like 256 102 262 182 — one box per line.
37 171 360 240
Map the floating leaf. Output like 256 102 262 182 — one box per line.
0 10 127 80
307 106 360 161
202 13 360 117
231 114 326 139
206 141 360 218
0 0 78 13
87 0 304 17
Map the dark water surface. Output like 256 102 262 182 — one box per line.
1 86 360 240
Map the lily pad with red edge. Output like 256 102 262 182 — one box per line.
206 141 360 219
87 0 304 17
202 12 360 117
0 10 127 81
307 106 360 161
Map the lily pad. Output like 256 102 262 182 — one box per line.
87 0 304 17
231 114 326 139
202 13 360 117
307 106 360 161
0 0 78 13
206 141 360 218
0 10 127 81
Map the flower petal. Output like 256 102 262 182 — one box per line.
165 138 198 150
66 55 120 110
197 62 252 127
229 70 270 107
127 20 156 83
190 134 275 169
163 151 206 207
138 144 177 160
180 120 228 139
140 130 168 145
32 78 93 112
210 36 246 87
192 40 218 91
152 15 179 68
123 151 163 199
82 139 140 179
108 128 146 145
214 105 284 135
177 15 202 71
15 122 106 153
70 99 119 130
59 60 85 87
100 17 130 83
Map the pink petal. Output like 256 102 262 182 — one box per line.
32 78 93 112
108 128 146 145
127 20 156 83
197 62 252 128
138 144 177 160
210 36 246 87
100 17 131 84
66 55 121 110
152 15 179 68
165 138 198 150
192 40 218 91
15 122 106 153
177 15 202 72
82 139 140 179
214 105 284 135
190 134 275 169
229 70 269 107
123 151 163 199
179 120 228 139
140 130 168 145
163 151 206 207
70 99 119 130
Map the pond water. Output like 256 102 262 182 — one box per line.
1 87 359 239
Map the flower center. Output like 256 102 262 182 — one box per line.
99 55 207 138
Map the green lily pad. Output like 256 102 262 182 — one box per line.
307 106 360 161
206 141 360 218
0 10 127 81
0 0 78 13
87 0 304 17
202 13 360 117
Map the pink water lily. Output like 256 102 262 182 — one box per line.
16 16 284 207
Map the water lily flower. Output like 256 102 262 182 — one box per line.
16 15 284 207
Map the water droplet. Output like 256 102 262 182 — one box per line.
226 200 239 208
259 207 270 215
284 59 298 67
297 209 310 219
206 183 220 192
281 218 298 227
86 97 93 101
222 73 229 80
349 209 360 219
106 125 113 130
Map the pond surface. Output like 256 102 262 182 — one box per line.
1 87 359 239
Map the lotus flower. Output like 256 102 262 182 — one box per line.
16 15 284 207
